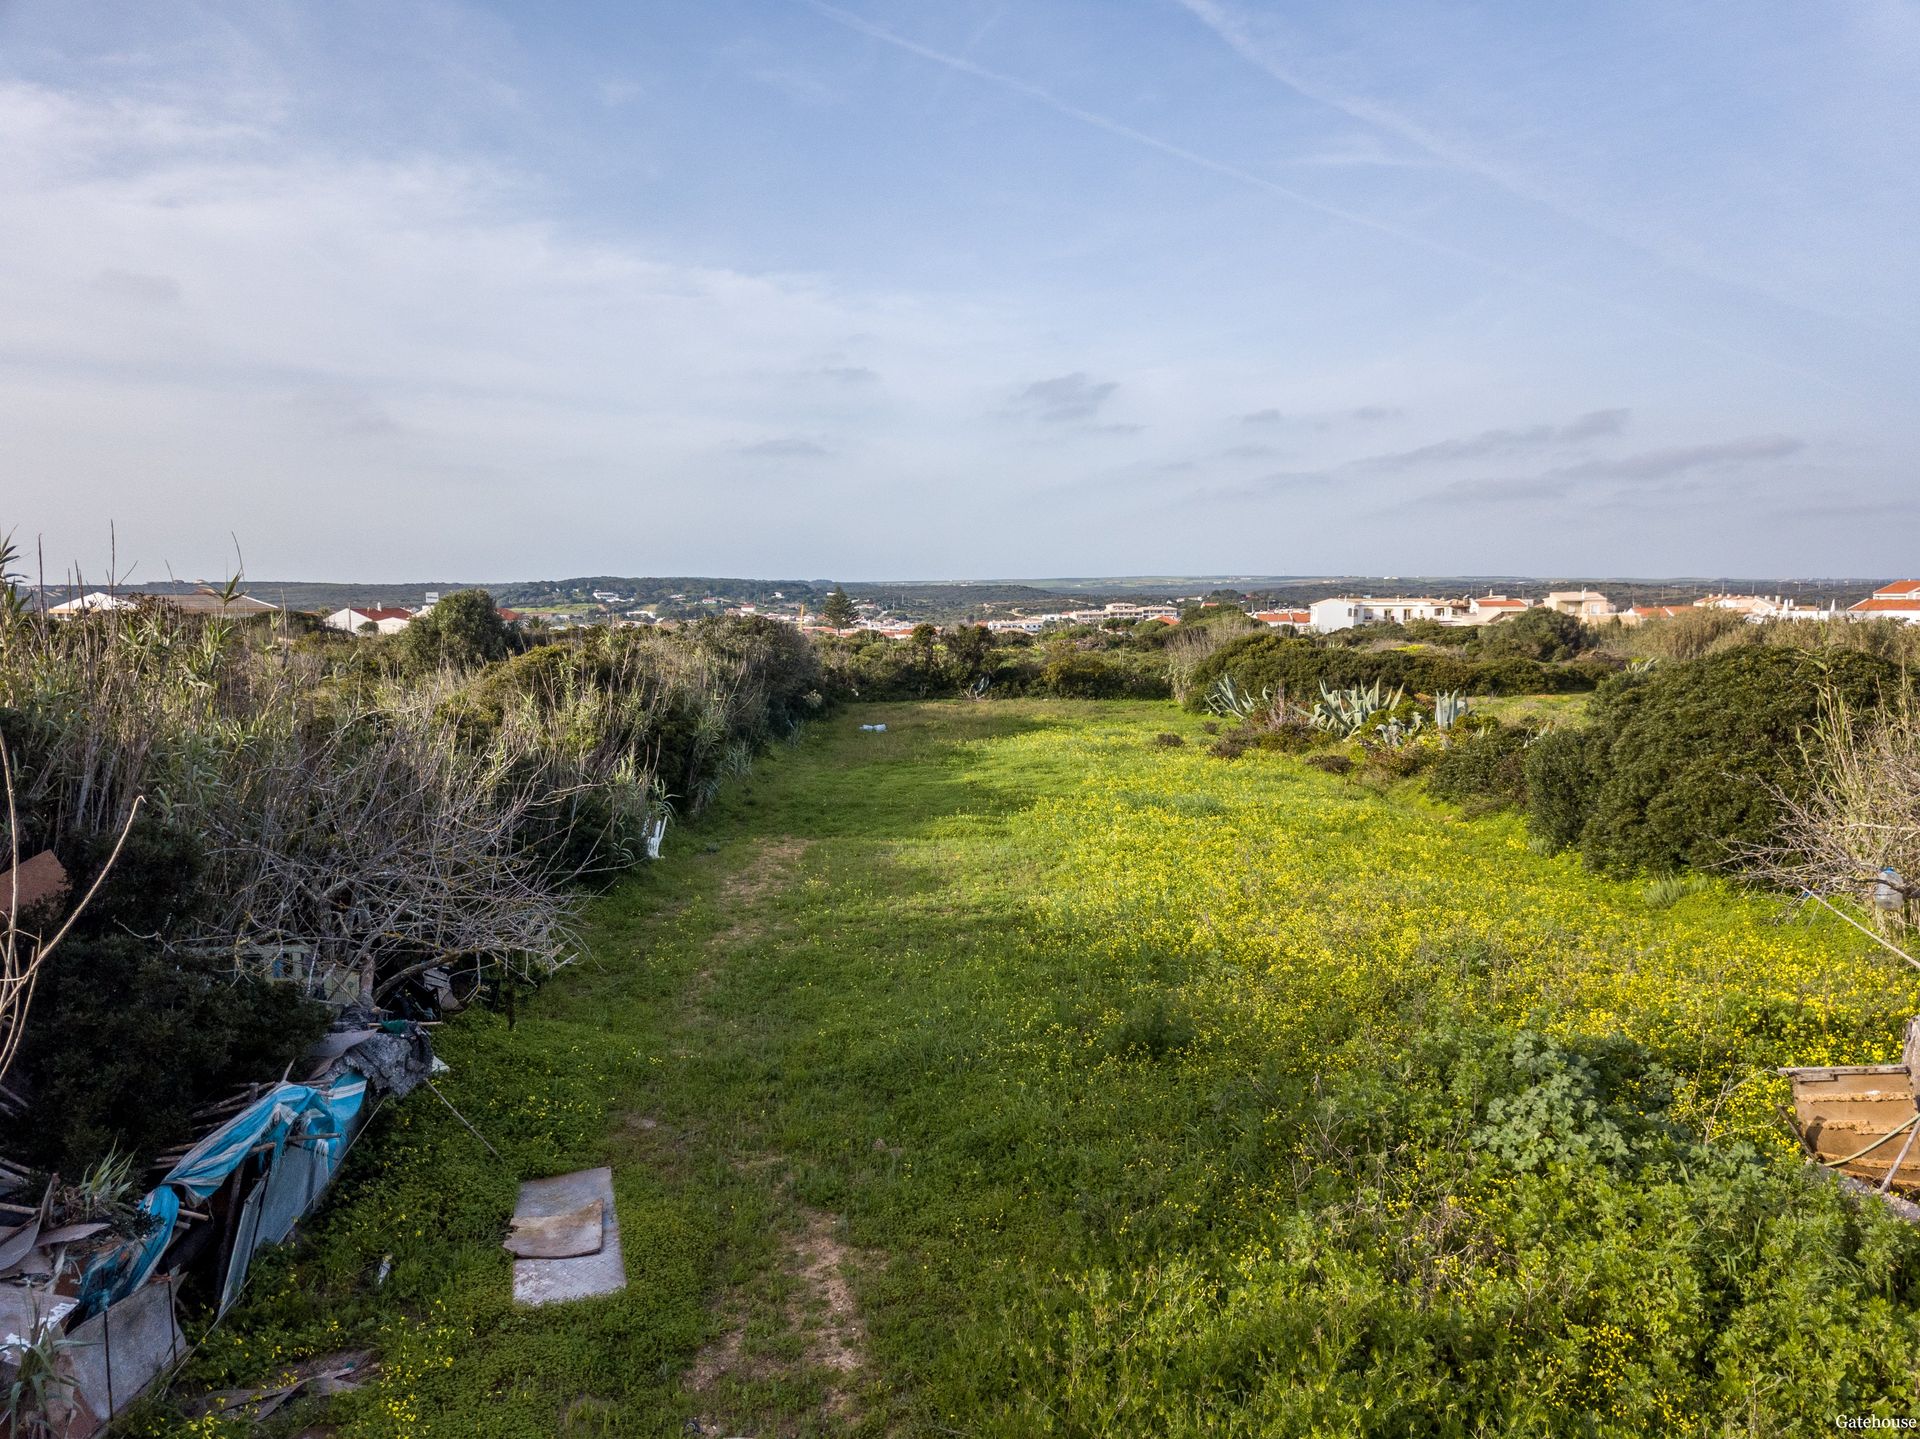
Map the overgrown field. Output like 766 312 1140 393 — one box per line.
161 701 1920 1437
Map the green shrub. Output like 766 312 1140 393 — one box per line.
1359 739 1434 783
1043 651 1126 698
1476 607 1592 662
1186 633 1593 712
1255 718 1318 752
19 936 330 1171
13 816 328 1171
817 629 1167 702
1207 728 1251 760
1428 722 1533 811
403 588 519 670
1042 647 1169 700
1524 726 1603 853
1576 647 1897 874
1626 607 1755 662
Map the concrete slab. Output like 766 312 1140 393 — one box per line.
509 1168 625 1307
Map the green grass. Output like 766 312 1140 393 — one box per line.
155 700 1920 1438
1470 691 1591 727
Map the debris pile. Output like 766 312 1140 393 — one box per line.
0 1017 440 1435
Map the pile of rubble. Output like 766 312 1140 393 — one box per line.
0 1014 440 1436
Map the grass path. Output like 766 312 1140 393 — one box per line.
173 700 1920 1438
545 699 1148 1436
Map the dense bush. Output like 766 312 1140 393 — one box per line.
1524 726 1604 852
819 627 1170 702
1357 737 1435 783
1186 633 1600 709
1304 751 1354 777
1426 721 1533 811
0 809 328 1171
0 601 824 1172
1208 722 1317 761
21 934 329 1172
1536 647 1899 873
402 587 522 670
1476 606 1593 662
1618 606 1754 662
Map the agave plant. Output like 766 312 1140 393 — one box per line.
1205 675 1271 722
1433 689 1470 732
1310 680 1404 738
1371 712 1429 748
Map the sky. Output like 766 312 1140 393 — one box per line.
2 0 1917 584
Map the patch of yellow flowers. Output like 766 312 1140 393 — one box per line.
1012 726 1916 1154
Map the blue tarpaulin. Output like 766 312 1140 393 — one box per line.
79 1076 368 1314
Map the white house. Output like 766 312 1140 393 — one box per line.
1309 596 1466 632
1617 604 1689 626
1848 581 1920 625
325 606 414 636
1462 594 1531 625
47 591 133 618
1699 593 1837 621
1543 590 1616 619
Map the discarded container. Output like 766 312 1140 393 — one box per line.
1783 1017 1920 1193
1875 867 1907 911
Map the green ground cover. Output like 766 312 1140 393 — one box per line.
152 701 1920 1437
1470 691 1591 727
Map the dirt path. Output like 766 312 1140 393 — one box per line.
670 833 878 1435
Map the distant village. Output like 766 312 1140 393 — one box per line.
40 580 1920 635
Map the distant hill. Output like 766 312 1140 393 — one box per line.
34 573 1885 625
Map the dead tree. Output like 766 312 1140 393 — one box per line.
1742 689 1920 948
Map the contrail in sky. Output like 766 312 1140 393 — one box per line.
803 0 1856 396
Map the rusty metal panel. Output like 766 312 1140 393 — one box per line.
1785 1063 1920 1188
0 850 69 921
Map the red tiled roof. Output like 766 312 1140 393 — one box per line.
1474 597 1527 609
354 607 411 622
1872 580 1920 597
1851 596 1920 613
1252 610 1311 624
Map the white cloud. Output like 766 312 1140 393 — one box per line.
0 75 1041 577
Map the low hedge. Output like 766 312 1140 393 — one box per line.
1185 634 1606 710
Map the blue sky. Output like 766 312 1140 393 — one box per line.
3 0 1916 582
